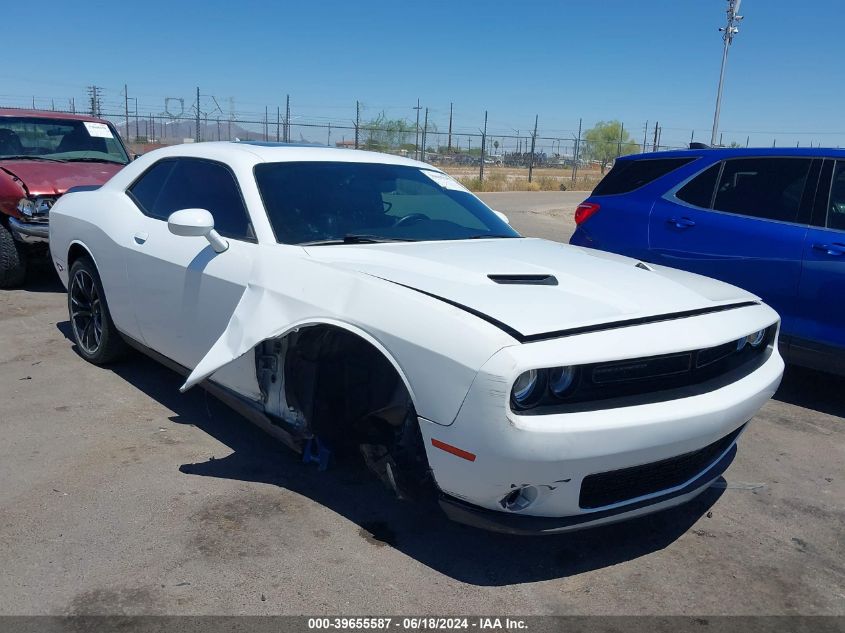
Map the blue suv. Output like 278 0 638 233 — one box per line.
570 147 845 375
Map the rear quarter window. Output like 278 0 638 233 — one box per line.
592 157 697 196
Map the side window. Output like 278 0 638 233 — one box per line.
713 157 812 223
592 157 696 196
129 159 254 240
676 163 721 208
128 160 176 217
827 161 845 231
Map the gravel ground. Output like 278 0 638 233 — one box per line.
0 195 842 616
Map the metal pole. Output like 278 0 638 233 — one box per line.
572 118 582 183
124 85 130 142
642 121 648 153
195 87 201 142
616 122 624 158
285 95 290 142
276 106 280 142
711 0 743 146
422 108 429 161
355 100 360 149
413 98 421 160
447 102 453 152
479 111 488 182
528 114 538 183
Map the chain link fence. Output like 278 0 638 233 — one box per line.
2 94 707 192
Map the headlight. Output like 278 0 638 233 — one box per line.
548 366 576 397
737 328 766 351
746 329 766 348
511 369 541 409
17 197 54 219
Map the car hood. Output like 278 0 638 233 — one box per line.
304 238 758 339
0 160 124 197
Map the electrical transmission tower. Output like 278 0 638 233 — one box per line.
87 85 102 117
710 0 744 146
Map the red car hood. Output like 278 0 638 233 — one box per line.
0 160 124 196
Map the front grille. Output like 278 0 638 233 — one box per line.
520 324 776 415
579 425 744 509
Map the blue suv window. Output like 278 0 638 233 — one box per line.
676 163 721 208
592 157 696 196
713 157 812 223
827 161 845 231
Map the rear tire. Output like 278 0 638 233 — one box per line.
0 221 27 288
68 257 127 364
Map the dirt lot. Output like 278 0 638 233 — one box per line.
0 197 843 616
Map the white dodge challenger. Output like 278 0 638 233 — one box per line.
49 142 783 534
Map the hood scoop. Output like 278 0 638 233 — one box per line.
487 274 558 286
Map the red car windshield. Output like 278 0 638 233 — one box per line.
0 117 129 164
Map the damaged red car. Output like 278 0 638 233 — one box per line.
0 108 130 287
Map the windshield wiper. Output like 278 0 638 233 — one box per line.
465 234 522 239
301 234 419 246
0 155 64 162
64 157 127 164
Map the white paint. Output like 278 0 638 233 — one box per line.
48 142 784 524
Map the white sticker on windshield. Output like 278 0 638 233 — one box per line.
421 170 470 192
83 122 114 138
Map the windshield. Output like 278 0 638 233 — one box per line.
0 117 129 164
254 161 520 244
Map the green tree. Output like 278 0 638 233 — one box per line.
583 120 639 173
362 112 414 151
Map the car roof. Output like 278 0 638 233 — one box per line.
0 108 115 124
141 141 436 169
620 146 845 161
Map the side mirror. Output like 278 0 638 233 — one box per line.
167 208 229 253
493 210 510 225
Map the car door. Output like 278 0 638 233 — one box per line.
648 156 818 335
123 157 256 369
792 158 845 372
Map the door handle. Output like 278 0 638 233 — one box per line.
812 242 845 256
133 232 148 245
667 217 696 229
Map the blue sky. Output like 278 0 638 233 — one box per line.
2 0 842 148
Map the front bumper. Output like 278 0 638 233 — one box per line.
419 303 784 531
439 442 736 535
8 217 49 244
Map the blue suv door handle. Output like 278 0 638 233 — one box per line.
812 242 845 256
667 217 696 229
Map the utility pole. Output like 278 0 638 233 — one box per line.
572 118 582 183
447 102 453 152
124 85 130 141
355 100 360 149
264 106 268 141
195 87 201 143
413 99 422 160
421 108 429 161
528 114 538 183
479 110 488 183
87 86 101 117
652 121 659 152
276 106 280 142
711 0 743 146
642 121 649 153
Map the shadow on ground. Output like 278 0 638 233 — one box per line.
773 364 845 418
47 324 738 587
19 260 64 294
